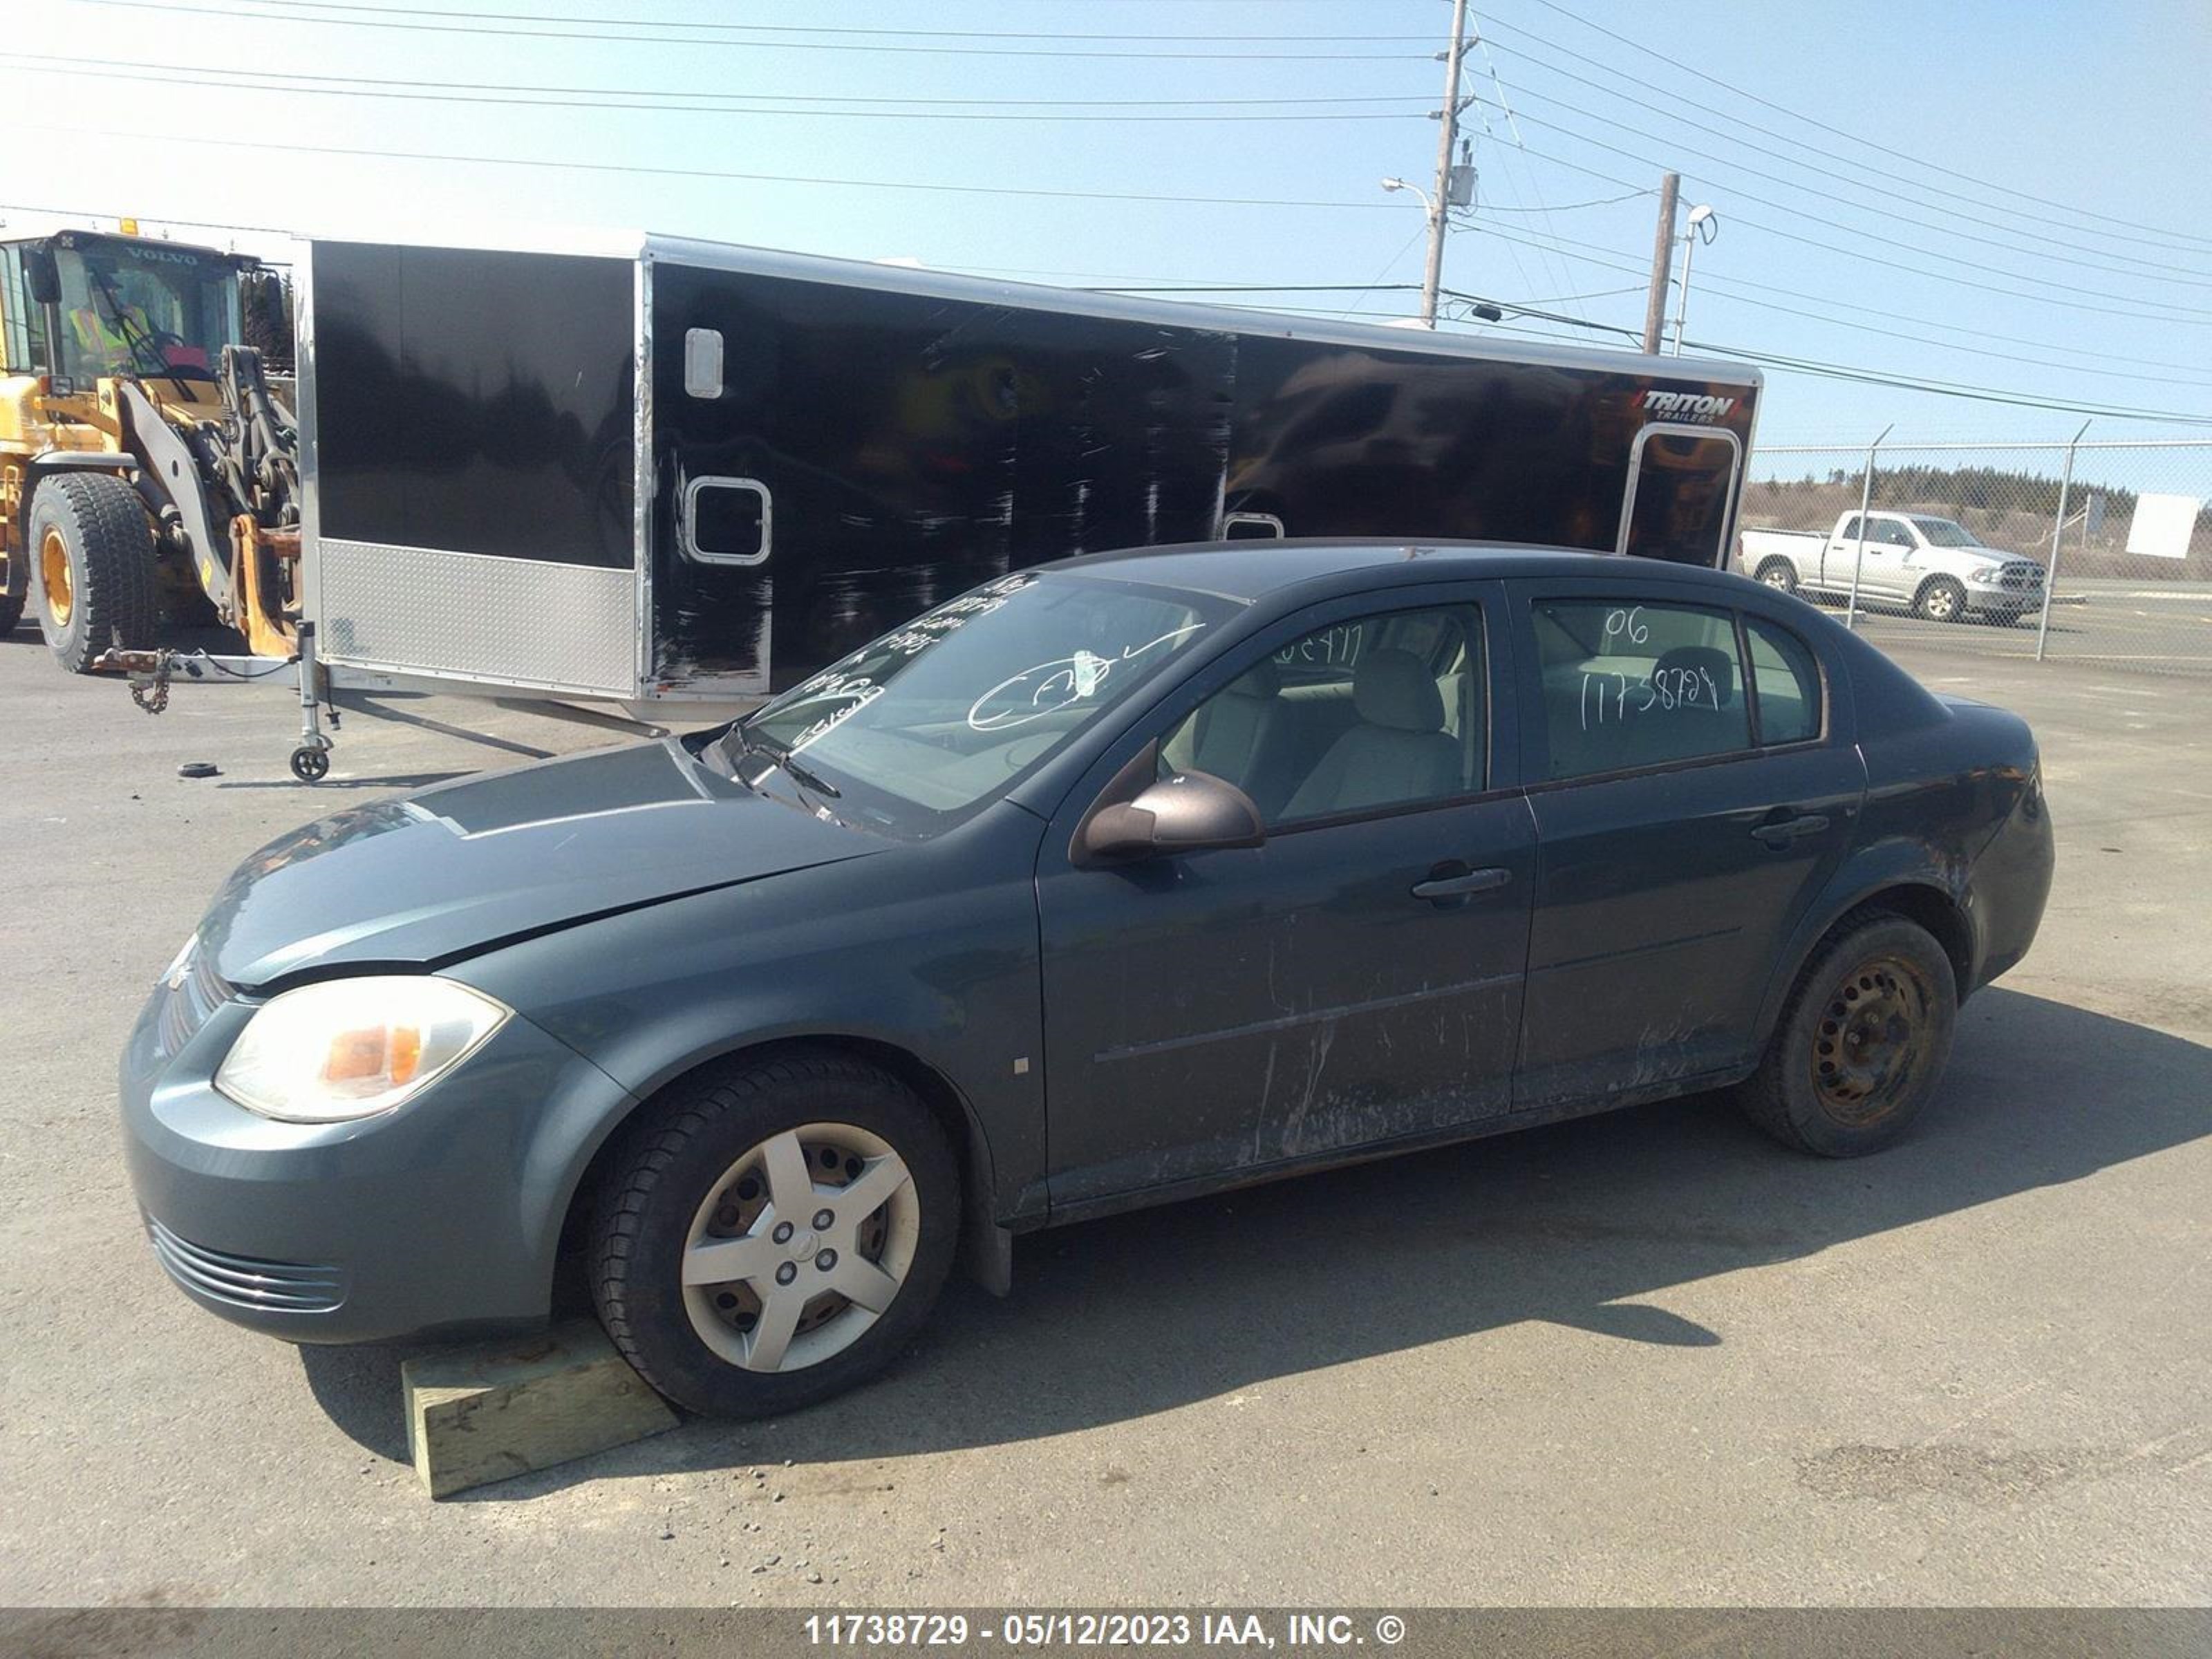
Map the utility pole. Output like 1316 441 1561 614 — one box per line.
1640 169 1680 355
1419 0 1473 328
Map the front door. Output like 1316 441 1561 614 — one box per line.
1035 589 1535 1210
1511 583 1864 1107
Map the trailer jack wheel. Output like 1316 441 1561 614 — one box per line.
289 743 331 783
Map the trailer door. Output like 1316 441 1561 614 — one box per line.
306 243 639 697
1616 424 1742 566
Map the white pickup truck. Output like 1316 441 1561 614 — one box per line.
1736 511 2047 624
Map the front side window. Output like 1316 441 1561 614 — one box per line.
1533 599 1752 780
1161 604 1483 826
1908 516 1979 548
728 571 1235 833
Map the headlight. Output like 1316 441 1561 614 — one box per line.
214 976 510 1123
1968 567 2002 584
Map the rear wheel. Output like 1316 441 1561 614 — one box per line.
1735 911 1958 1157
1754 559 1800 596
30 474 157 673
1914 576 1967 624
590 1049 959 1417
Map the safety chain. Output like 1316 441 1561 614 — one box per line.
129 652 174 715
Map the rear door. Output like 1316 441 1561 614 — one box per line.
1508 579 1864 1109
1831 514 1913 602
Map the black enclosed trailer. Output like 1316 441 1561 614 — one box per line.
294 229 1760 715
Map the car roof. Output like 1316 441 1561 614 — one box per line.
1044 538 1748 605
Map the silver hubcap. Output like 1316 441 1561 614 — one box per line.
682 1123 919 1374
1926 588 1956 618
1763 568 1791 588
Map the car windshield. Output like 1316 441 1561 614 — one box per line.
1908 516 1983 549
53 240 240 382
723 570 1237 834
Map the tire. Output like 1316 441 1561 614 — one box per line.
1754 559 1800 596
1913 576 1967 624
1734 910 1958 1158
590 1048 960 1418
30 473 157 673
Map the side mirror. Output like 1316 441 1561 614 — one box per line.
22 246 59 306
1077 768 1265 865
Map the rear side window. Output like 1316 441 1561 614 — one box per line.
1532 600 1752 780
1745 617 1821 744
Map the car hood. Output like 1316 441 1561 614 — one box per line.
194 738 882 989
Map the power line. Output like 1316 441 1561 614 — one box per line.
1463 131 2212 328
1462 91 2212 306
167 0 1445 44
57 0 1434 59
1479 30 2212 281
1512 0 2212 256
0 54 1432 120
0 57 1431 109
1464 218 2212 385
1683 335 2212 427
6 121 1416 212
1454 190 1649 214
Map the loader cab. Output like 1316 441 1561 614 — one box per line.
0 233 242 392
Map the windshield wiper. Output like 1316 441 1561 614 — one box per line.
727 726 841 800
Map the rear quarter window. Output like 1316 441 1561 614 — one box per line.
1746 617 1822 744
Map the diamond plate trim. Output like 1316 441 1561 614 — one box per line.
318 539 637 695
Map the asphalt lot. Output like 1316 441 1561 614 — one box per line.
1812 579 2212 673
1 615 2207 1608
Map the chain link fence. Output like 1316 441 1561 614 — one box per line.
1738 440 2212 674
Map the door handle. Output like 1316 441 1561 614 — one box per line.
1752 813 1830 848
1412 866 1512 901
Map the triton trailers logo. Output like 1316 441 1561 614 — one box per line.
1642 390 1737 423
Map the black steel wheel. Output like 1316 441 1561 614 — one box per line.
1735 910 1958 1157
289 744 330 783
30 473 157 673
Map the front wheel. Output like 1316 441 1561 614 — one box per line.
1914 576 1967 624
590 1049 959 1417
1735 912 1958 1157
30 473 157 673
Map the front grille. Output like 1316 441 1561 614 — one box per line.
155 941 233 1058
146 1217 345 1313
1999 564 2044 590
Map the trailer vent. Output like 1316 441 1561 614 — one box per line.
684 328 724 400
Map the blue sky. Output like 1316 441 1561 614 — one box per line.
9 0 2211 447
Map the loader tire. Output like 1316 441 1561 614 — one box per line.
30 473 157 674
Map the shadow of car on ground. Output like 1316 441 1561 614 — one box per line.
299 986 2211 1490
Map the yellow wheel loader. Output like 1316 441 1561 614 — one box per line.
0 228 299 672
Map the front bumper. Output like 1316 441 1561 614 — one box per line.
1964 577 2044 615
120 975 637 1344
